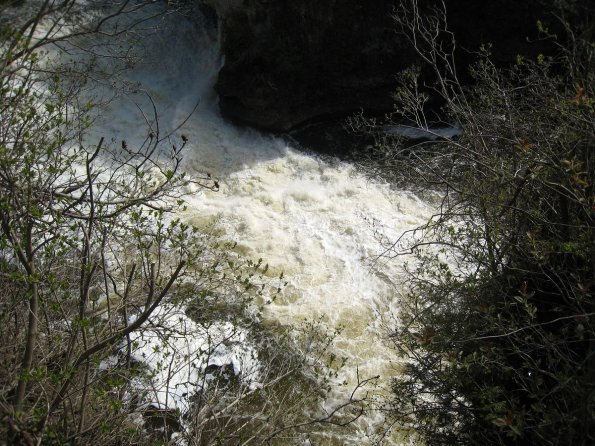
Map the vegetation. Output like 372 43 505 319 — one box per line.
0 1 371 444
3 0 592 444
353 0 594 444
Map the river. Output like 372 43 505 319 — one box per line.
69 1 433 444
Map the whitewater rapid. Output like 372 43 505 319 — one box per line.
73 2 433 443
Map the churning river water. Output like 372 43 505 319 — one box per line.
62 2 435 444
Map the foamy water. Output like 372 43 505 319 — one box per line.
54 2 433 443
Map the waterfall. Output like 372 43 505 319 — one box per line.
68 2 434 443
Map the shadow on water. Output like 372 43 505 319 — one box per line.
55 2 289 178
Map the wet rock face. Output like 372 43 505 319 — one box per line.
207 0 410 131
205 0 555 133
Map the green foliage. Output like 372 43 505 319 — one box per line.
0 3 272 444
364 1 595 445
0 3 372 445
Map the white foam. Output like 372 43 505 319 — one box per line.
127 303 259 413
66 3 435 443
383 123 462 140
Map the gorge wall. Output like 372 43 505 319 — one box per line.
201 0 557 133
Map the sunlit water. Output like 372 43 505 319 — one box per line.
50 2 434 443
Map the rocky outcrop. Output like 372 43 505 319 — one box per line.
204 0 411 131
204 0 557 133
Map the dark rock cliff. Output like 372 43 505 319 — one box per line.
203 0 557 133
204 0 410 132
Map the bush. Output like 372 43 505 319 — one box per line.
357 1 594 444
